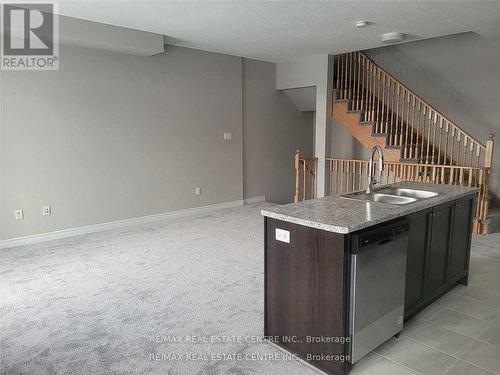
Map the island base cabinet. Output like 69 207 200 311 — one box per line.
263 194 476 373
404 196 475 320
265 217 349 375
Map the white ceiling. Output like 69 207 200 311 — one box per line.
57 1 500 62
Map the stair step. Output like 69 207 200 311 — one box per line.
483 208 500 234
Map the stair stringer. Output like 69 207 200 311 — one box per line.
332 97 402 162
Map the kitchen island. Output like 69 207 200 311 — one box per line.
261 181 478 375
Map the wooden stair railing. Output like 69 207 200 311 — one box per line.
326 157 491 234
333 51 494 169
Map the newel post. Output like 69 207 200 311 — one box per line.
294 150 301 203
485 134 494 169
477 134 494 234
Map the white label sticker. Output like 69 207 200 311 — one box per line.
275 228 290 243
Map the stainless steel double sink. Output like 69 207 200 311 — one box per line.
342 187 440 205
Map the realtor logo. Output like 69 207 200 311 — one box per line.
1 1 59 70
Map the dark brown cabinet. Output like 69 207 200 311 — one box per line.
448 197 474 283
404 208 431 316
427 202 454 298
265 217 349 375
404 196 475 319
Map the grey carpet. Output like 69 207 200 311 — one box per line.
2 203 500 374
1 203 319 375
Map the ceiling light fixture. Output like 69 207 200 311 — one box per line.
382 32 405 43
355 21 369 28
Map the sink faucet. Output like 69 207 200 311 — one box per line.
366 145 384 194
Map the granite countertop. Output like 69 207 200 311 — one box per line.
261 181 478 234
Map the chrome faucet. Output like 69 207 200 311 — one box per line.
366 145 384 194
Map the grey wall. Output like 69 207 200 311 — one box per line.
1 45 311 240
242 59 313 204
330 32 500 195
1 45 244 240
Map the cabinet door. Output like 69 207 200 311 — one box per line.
426 202 453 297
448 197 474 282
404 208 431 316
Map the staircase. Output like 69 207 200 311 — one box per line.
294 51 495 234
332 51 493 168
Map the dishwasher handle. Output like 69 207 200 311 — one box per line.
351 219 409 254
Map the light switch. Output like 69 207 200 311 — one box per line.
223 132 232 140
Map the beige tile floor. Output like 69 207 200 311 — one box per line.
350 232 500 375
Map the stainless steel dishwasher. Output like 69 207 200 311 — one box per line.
348 219 409 363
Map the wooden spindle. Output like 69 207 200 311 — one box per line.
450 128 456 166
431 112 437 164
350 53 353 98
443 121 449 166
336 55 340 91
425 108 432 163
356 54 361 110
398 88 405 147
408 96 416 160
437 117 443 164
370 64 376 122
344 54 348 98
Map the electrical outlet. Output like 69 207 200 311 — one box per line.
42 206 51 216
195 187 201 196
223 132 232 140
275 228 290 243
15 209 24 220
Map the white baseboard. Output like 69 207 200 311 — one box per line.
0 199 244 249
243 195 266 204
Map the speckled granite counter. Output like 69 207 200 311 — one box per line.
261 182 478 234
